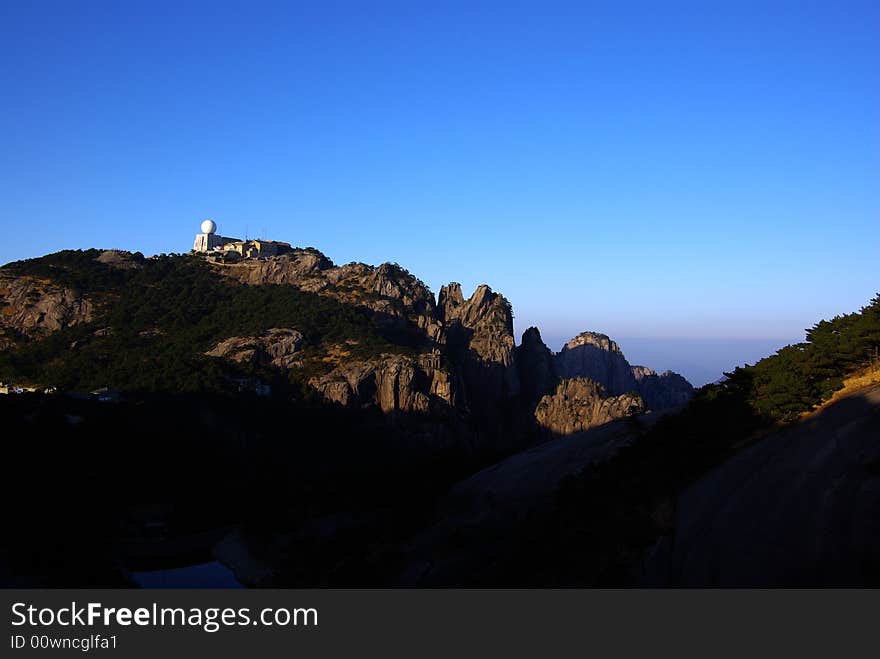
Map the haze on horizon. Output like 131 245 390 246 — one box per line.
2 2 877 384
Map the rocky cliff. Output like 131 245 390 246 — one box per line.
632 367 694 410
307 353 455 415
215 250 440 336
438 283 517 374
556 332 638 393
555 331 694 411
213 260 516 424
534 377 644 436
206 328 304 369
437 283 519 431
0 272 94 347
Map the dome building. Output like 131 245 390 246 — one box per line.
192 219 290 259
193 219 239 252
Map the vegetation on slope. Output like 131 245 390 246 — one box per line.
0 251 420 393
729 295 880 420
2 249 137 293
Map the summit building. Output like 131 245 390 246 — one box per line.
192 220 291 260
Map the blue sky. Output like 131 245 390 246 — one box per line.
2 1 878 382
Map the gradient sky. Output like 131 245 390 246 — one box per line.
2 1 878 383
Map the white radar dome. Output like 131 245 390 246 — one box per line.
201 219 217 234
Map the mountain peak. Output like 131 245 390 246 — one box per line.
563 331 622 355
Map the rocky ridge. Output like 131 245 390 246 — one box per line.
207 250 691 424
215 251 440 336
0 246 694 447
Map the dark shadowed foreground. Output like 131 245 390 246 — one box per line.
644 384 880 586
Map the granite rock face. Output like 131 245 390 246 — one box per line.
0 273 94 343
632 367 695 410
217 248 333 286
206 328 304 369
534 377 644 436
308 354 455 415
95 250 143 270
555 331 694 411
556 332 639 394
438 283 519 428
215 250 438 333
438 283 517 371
